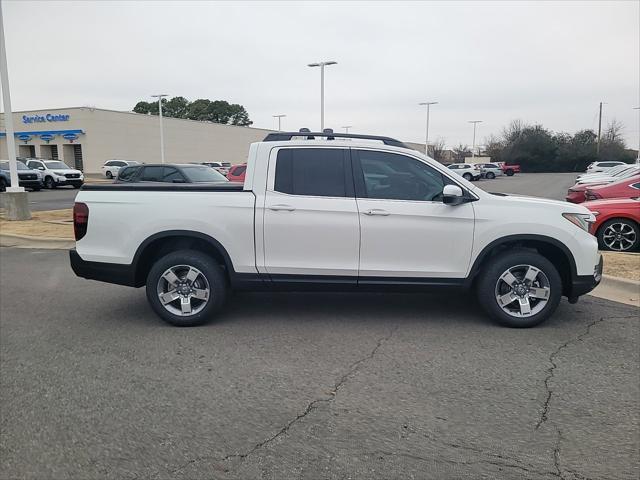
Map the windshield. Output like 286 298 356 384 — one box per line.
45 161 71 169
0 161 30 170
182 166 228 182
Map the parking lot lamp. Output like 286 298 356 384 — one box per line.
151 94 168 163
419 102 438 156
272 114 286 131
0 0 30 220
468 120 482 158
307 61 337 131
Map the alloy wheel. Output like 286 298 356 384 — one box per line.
602 222 637 251
156 264 211 316
494 264 551 317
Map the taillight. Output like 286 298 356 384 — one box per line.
73 202 89 241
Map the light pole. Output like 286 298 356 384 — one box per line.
468 120 482 158
0 0 30 219
419 101 438 156
272 114 286 131
596 101 606 156
342 125 352 133
151 94 168 163
308 61 337 131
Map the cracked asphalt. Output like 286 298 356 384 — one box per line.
1 249 638 479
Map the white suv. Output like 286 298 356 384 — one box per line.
102 160 140 179
24 159 84 189
448 163 481 181
585 161 626 173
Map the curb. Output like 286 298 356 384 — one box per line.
589 275 640 307
0 233 74 250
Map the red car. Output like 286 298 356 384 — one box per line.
566 181 610 203
226 164 247 182
584 174 640 202
584 198 640 251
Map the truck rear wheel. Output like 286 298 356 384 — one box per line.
146 249 227 327
476 250 562 328
505 169 514 176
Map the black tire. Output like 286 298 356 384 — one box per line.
44 176 55 189
596 218 639 252
486 172 495 179
463 173 473 181
476 250 562 328
505 169 514 176
73 184 82 189
0 178 6 192
146 249 227 327
106 171 113 179
31 187 41 192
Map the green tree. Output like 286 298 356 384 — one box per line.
132 96 252 126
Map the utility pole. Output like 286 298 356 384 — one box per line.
596 101 604 156
0 0 30 219
272 114 286 131
307 61 337 130
419 101 438 156
468 120 482 158
151 94 168 163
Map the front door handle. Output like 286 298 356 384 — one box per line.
269 204 296 212
363 209 390 216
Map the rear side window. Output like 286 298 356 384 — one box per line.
274 148 350 197
233 165 247 175
140 166 163 182
163 167 185 182
117 166 138 181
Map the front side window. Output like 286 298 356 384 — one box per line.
274 148 349 197
357 150 445 202
163 167 185 182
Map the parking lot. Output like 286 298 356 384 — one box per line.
1 172 638 479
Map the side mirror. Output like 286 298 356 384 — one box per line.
442 184 465 205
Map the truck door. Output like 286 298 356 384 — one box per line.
353 148 475 280
262 147 359 282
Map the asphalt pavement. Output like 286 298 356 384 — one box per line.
0 186 79 211
0 249 638 480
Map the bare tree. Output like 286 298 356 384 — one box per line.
452 144 471 163
429 137 447 162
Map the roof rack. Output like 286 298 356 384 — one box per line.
263 128 408 148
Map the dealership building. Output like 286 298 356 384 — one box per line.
1 107 426 174
0 107 278 174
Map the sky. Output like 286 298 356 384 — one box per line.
2 0 639 149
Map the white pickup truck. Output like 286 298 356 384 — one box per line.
70 130 602 328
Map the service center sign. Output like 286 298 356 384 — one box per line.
22 113 70 124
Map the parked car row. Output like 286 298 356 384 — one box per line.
0 158 85 191
566 163 640 252
445 162 518 181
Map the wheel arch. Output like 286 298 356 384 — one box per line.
132 230 236 287
468 234 577 296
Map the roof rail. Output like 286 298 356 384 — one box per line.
263 128 408 148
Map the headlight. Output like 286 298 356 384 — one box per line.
562 212 595 232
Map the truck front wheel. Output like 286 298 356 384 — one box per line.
476 250 562 328
146 249 227 327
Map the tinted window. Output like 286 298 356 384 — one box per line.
631 183 640 190
182 166 228 182
163 167 185 182
357 150 445 201
117 166 139 181
486 164 499 168
274 148 348 197
233 165 247 175
140 166 164 182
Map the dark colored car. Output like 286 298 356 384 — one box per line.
0 160 43 192
115 164 230 184
226 164 247 182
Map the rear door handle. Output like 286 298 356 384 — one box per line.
268 204 296 212
363 209 390 216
